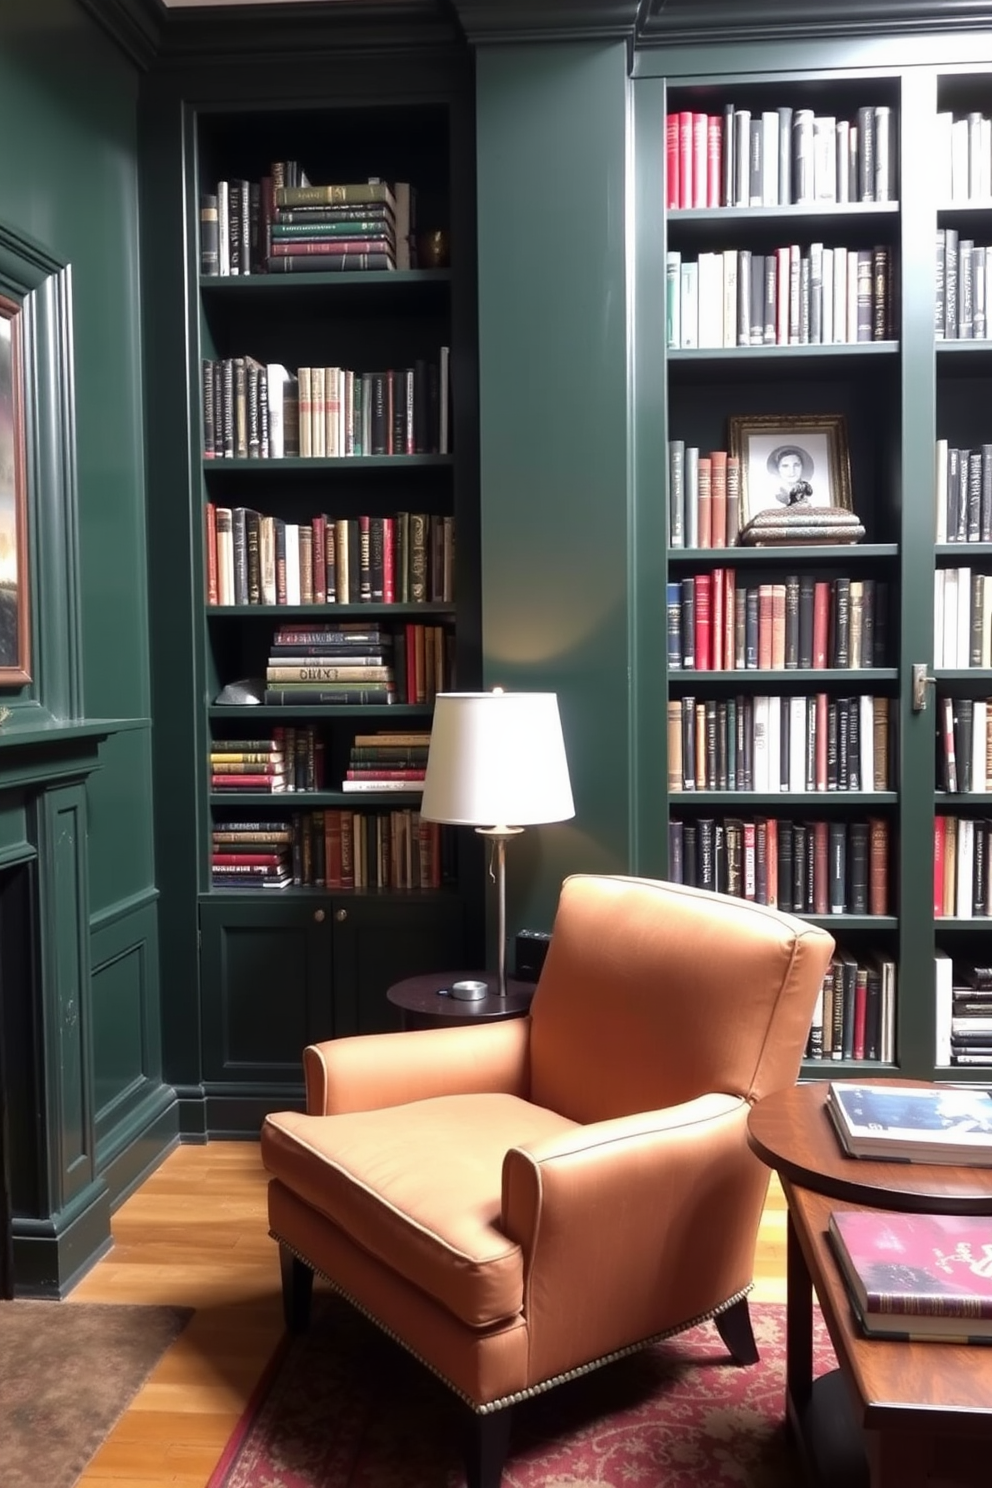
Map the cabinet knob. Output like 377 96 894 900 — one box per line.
313 909 325 924
335 908 348 923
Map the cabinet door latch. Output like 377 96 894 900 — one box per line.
912 663 936 713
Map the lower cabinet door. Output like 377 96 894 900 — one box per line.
199 898 332 1086
330 893 466 1036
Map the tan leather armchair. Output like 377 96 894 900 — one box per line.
261 874 834 1487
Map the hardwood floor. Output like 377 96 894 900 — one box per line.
66 1140 788 1486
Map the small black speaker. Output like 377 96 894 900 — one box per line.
515 929 552 983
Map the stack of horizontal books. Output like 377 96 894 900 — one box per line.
825 1080 992 1164
211 817 293 890
264 623 396 706
268 180 399 273
210 738 287 793
342 729 431 794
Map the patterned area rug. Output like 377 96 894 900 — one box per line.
209 1296 837 1487
0 1298 193 1488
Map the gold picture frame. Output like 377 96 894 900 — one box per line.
0 294 30 685
728 413 853 531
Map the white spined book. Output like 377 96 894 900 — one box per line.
827 1081 992 1164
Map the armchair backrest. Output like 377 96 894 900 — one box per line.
528 874 835 1124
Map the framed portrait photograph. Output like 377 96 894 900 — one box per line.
0 293 30 685
728 413 853 531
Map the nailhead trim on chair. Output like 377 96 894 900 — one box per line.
272 1229 754 1416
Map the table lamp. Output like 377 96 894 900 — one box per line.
420 690 574 997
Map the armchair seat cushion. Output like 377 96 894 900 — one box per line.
263 1093 579 1329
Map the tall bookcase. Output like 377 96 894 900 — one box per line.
633 45 987 1085
143 61 481 1135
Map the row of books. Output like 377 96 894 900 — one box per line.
667 693 893 795
666 573 890 672
211 807 448 891
668 814 890 916
935 954 992 1066
935 232 992 341
933 441 992 544
932 567 992 669
201 353 450 460
259 621 452 707
209 726 430 795
209 730 323 794
206 507 454 607
937 110 992 204
201 172 415 276
665 103 896 211
934 814 992 919
666 243 895 351
804 949 897 1063
667 444 740 549
937 696 992 795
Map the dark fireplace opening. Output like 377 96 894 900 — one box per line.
0 862 35 1299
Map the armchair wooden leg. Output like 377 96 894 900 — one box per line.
714 1296 759 1365
279 1243 314 1333
464 1404 512 1488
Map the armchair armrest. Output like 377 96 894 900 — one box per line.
304 1017 531 1115
501 1092 768 1382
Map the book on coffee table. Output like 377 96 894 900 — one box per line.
826 1081 992 1165
829 1208 992 1342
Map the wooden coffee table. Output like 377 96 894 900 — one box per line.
386 971 535 1030
748 1081 992 1488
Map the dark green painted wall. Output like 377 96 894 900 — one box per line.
476 40 632 943
0 0 170 1205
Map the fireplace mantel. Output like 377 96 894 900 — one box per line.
0 714 145 1295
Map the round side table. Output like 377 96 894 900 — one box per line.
386 971 536 1031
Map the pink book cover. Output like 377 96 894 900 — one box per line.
830 1209 992 1318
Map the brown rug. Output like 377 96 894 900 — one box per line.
0 1298 193 1488
209 1296 837 1487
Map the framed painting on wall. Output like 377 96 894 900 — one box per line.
0 294 30 684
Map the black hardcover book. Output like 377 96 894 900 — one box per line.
864 964 882 1061
681 696 696 790
805 697 817 792
200 193 219 276
749 250 765 345
860 579 875 670
755 819 768 904
971 572 984 667
874 582 890 666
681 578 696 669
827 701 839 791
245 509 261 604
792 823 807 911
763 253 777 344
705 700 718 790
780 699 791 792
745 587 759 668
982 446 992 542
955 698 975 793
848 696 861 791
832 578 851 667
968 449 983 541
742 696 754 790
714 823 727 894
798 574 815 668
667 583 682 669
202 359 215 457
946 446 962 541
837 698 851 790
213 360 224 457
975 821 987 916
784 574 800 668
716 700 729 790
370 372 390 455
698 818 716 890
848 821 869 913
725 819 743 898
778 819 794 911
683 823 699 889
829 819 847 914
726 697 738 791
829 957 846 1058
841 954 858 1059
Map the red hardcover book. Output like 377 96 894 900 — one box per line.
765 818 778 908
812 581 830 667
770 583 786 670
693 573 712 672
325 810 343 888
828 1208 992 1340
211 852 288 867
678 111 694 209
934 814 947 917
312 514 327 604
757 583 774 669
691 113 708 209
211 774 286 792
711 567 724 671
665 112 680 210
725 456 741 545
382 515 395 604
723 569 736 670
706 114 722 208
852 966 868 1060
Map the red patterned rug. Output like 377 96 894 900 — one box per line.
208 1295 836 1487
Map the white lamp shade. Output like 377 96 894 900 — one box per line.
420 691 575 828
